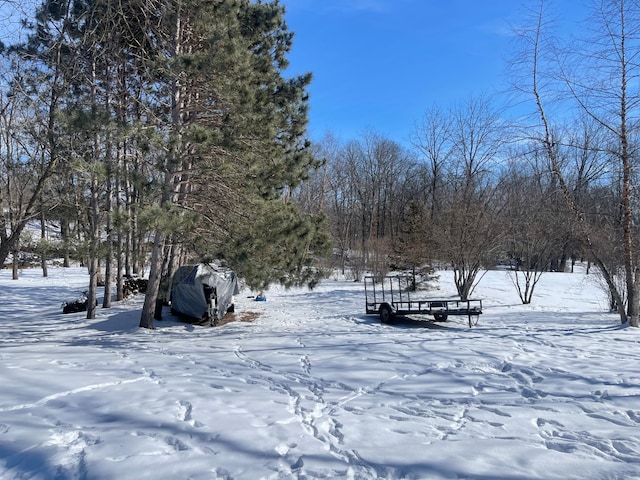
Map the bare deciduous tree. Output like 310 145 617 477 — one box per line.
436 95 508 300
518 0 640 325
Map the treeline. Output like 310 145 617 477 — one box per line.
296 107 604 302
3 0 640 328
295 0 640 327
0 0 330 327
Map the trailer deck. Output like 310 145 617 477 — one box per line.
364 275 483 327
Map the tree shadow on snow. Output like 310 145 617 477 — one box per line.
152 315 197 332
88 310 141 334
89 309 199 334
354 314 461 330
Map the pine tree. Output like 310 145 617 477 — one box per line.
7 0 329 326
139 0 330 328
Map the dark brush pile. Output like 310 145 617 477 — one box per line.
62 291 97 314
123 276 149 297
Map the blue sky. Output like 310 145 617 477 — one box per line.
281 0 582 146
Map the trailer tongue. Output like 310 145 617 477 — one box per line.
364 275 483 327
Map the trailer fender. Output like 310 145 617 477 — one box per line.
379 303 395 324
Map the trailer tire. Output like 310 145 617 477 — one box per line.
434 313 448 322
379 304 394 324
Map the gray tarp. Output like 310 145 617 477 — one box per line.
169 264 239 323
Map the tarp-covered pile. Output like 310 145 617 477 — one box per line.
169 264 239 325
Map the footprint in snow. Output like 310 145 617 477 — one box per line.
177 399 193 422
535 417 564 428
46 429 100 480
275 442 297 456
299 354 311 375
290 456 304 471
625 410 640 424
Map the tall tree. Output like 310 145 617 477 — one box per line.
501 149 567 304
139 0 329 327
412 105 451 222
437 95 507 300
0 2 72 270
516 0 640 325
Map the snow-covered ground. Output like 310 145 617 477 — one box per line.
1 265 639 479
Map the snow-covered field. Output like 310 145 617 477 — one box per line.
1 265 640 479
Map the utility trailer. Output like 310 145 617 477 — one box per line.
364 275 483 327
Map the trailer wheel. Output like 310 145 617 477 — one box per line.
434 313 448 322
379 304 394 324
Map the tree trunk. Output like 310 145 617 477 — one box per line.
40 209 48 278
103 175 113 308
0 222 31 269
86 174 100 320
61 218 70 268
620 54 638 327
529 1 633 324
86 257 98 319
139 230 165 329
12 247 18 280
